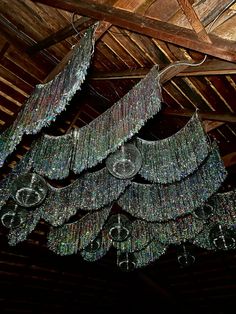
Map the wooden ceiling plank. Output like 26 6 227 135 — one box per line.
30 0 167 54
0 108 15 123
0 81 26 105
169 0 233 29
0 42 10 61
162 89 182 111
163 109 236 123
1 58 40 86
134 0 158 15
0 13 58 66
0 0 70 56
0 94 21 114
204 76 235 113
102 32 139 67
0 66 33 95
95 45 123 70
107 28 149 67
168 79 198 111
128 32 169 65
32 0 236 62
5 50 51 82
162 83 187 110
202 120 225 132
160 64 189 84
196 76 232 111
28 4 112 62
172 76 210 112
176 0 212 43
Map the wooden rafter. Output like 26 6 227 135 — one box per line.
176 0 212 43
0 14 58 65
223 152 236 168
163 109 236 123
28 17 96 53
90 59 236 80
29 0 155 53
202 120 225 132
33 0 236 62
0 42 10 61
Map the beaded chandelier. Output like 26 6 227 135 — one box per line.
0 29 235 271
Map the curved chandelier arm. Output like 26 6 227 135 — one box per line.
118 144 227 222
136 111 210 184
47 205 111 256
0 25 96 168
31 65 162 180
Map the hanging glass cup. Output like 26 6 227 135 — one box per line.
0 200 27 228
11 173 48 208
117 252 137 272
106 214 131 242
209 224 236 250
177 244 195 267
106 144 142 179
84 236 102 253
194 204 214 220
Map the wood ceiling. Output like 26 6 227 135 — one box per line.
0 0 236 313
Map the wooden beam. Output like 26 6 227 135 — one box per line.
176 0 212 43
90 59 236 80
28 17 96 53
163 109 236 123
33 0 236 62
0 42 10 61
29 0 150 53
223 152 236 168
202 120 225 132
0 14 57 65
178 59 236 76
159 63 190 84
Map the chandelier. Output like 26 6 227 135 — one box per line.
0 27 235 271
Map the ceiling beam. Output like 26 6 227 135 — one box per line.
162 109 236 123
29 0 153 53
33 0 236 62
90 59 236 80
28 17 96 53
0 42 10 61
176 0 212 43
0 14 58 65
202 120 225 132
223 152 236 168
